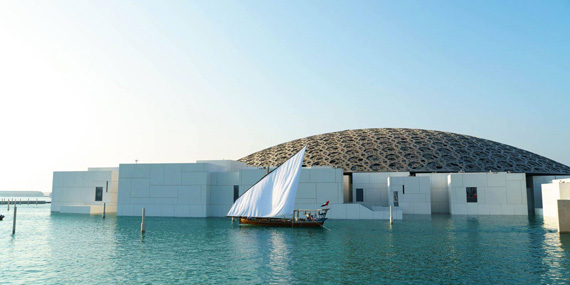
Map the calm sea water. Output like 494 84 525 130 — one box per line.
1 205 570 284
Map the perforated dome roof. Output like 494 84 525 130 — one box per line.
238 128 570 174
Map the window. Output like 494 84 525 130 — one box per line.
393 192 399 207
95 187 103 202
402 185 405 194
356 188 364 202
233 185 239 202
106 181 109 193
466 187 477 203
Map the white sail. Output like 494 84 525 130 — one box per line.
227 146 306 218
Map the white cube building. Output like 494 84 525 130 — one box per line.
52 168 118 214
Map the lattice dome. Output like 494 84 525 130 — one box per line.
238 128 570 174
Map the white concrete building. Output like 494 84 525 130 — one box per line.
349 172 527 216
447 173 527 215
52 161 397 219
532 175 570 215
541 179 570 232
388 176 431 215
50 128 570 219
541 179 570 218
51 168 118 214
48 165 547 219
351 172 409 207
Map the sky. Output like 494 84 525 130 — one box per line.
1 1 569 192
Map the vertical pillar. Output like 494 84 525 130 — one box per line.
12 205 17 235
103 203 106 219
141 208 146 234
390 205 393 225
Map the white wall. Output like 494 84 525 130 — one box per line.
448 172 527 215
196 160 248 172
117 163 210 217
208 171 240 217
352 172 409 207
417 173 450 213
388 176 431 214
327 203 403 220
532 175 570 212
51 168 118 213
116 164 345 218
541 179 570 218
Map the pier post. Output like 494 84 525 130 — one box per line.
103 203 106 219
36 198 38 206
12 205 17 235
141 208 146 234
7 199 9 211
389 205 393 225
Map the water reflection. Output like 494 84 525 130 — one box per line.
3 209 570 283
267 230 292 282
559 234 570 254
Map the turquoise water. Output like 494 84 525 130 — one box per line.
2 205 570 284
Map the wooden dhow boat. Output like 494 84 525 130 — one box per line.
227 146 330 228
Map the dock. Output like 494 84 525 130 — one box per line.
0 200 51 205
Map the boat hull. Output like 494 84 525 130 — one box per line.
239 218 326 228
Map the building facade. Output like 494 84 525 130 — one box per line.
51 168 118 214
51 128 570 219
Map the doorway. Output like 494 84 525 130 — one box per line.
343 173 353 203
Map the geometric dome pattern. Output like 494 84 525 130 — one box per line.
239 128 570 175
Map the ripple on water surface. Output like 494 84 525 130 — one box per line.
1 206 570 283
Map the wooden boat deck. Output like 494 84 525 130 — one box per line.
239 217 326 228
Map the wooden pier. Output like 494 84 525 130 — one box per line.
0 200 50 205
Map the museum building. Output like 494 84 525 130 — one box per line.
51 128 570 219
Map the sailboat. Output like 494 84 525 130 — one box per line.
227 146 329 227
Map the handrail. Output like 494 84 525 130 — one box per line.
296 208 329 212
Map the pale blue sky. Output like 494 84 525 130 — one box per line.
1 1 569 191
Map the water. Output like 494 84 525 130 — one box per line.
1 205 570 284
